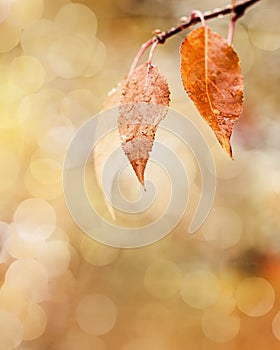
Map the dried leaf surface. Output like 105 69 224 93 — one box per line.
118 63 170 186
180 26 244 157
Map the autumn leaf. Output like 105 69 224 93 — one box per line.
118 63 170 186
180 26 244 157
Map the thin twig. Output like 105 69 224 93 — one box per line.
155 0 261 44
128 0 261 74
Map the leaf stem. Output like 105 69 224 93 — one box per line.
128 39 153 77
191 10 206 27
145 40 159 86
227 16 236 46
147 40 159 69
227 0 237 46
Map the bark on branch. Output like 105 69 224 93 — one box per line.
155 0 261 44
129 0 261 77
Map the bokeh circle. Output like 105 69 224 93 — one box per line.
63 104 216 248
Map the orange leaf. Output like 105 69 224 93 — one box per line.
180 26 244 157
118 63 170 186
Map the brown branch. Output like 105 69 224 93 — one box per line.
129 0 261 74
154 0 261 44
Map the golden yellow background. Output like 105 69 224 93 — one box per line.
0 0 279 349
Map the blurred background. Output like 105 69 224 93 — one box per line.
0 0 279 349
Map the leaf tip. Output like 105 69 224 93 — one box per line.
130 159 147 187
226 143 233 159
217 134 233 158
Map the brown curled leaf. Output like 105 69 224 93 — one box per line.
180 26 244 157
118 63 170 186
